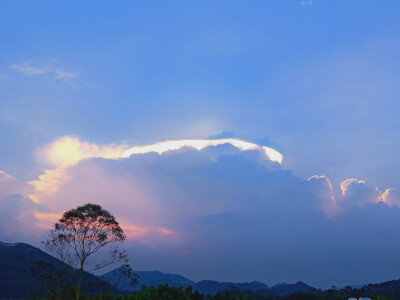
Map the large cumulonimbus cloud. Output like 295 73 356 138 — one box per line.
2 136 400 288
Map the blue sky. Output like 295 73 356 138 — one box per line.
1 0 399 184
1 0 400 288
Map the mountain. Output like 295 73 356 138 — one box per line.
101 269 195 291
102 267 321 296
1 240 320 298
194 280 268 295
103 267 322 296
0 241 114 299
102 268 269 295
269 281 318 296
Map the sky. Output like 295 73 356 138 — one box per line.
1 0 400 289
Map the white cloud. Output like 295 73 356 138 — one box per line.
381 188 400 208
307 176 384 215
29 136 283 203
10 62 79 82
339 178 381 209
3 137 400 286
29 145 400 287
10 64 50 76
55 70 79 81
300 1 314 5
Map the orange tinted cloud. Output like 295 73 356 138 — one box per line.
33 212 60 222
121 222 179 244
30 137 283 203
33 212 61 229
340 178 366 197
381 188 400 207
38 136 128 167
30 137 129 203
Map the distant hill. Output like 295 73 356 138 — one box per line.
8 240 386 299
102 269 195 291
102 269 270 295
194 280 269 295
102 267 319 296
2 240 309 298
0 241 114 299
102 268 271 295
269 281 318 296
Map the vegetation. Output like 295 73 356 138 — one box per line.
32 284 253 300
43 203 136 300
30 283 397 300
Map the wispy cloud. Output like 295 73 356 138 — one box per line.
10 61 79 82
10 64 50 76
55 69 79 81
300 1 315 5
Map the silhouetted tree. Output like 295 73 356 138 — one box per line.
43 203 133 300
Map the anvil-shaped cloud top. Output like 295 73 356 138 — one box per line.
122 138 283 164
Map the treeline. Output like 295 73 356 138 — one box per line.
32 284 249 300
32 284 394 300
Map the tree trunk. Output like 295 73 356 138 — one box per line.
76 265 83 300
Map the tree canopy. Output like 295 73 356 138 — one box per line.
44 203 132 300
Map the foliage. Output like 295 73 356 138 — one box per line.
30 282 400 300
43 203 135 300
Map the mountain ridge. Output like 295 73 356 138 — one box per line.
3 240 386 299
101 267 316 296
0 241 115 299
0 240 319 298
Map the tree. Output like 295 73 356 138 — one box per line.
43 203 132 300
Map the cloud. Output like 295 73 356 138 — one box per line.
27 137 284 244
10 62 79 82
381 188 400 208
10 64 50 76
306 176 385 215
2 136 400 287
31 145 297 245
300 1 314 5
0 171 33 199
37 136 128 167
55 70 79 81
307 175 337 216
340 178 381 209
41 148 397 287
122 138 283 163
0 171 45 241
0 195 38 237
29 136 283 202
29 136 130 201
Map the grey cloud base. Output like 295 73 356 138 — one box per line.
1 145 400 288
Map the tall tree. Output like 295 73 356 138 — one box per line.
43 203 132 300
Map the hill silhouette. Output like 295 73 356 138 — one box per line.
0 241 114 299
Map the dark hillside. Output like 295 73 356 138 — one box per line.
0 241 113 299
